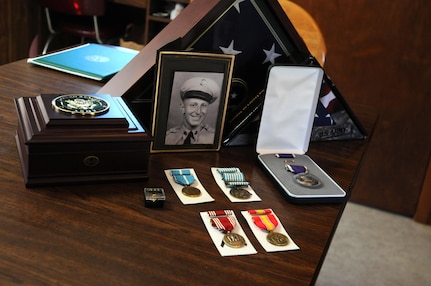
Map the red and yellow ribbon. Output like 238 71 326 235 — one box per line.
248 209 279 232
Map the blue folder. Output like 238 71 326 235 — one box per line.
27 43 139 81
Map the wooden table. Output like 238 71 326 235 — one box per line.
109 0 147 9
0 60 373 285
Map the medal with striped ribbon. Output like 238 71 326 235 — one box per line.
171 169 201 197
248 209 289 246
208 210 246 248
217 167 252 199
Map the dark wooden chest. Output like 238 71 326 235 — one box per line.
14 94 152 188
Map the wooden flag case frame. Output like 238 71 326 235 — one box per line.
98 0 364 144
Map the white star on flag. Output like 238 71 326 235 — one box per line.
315 112 333 124
234 0 246 13
219 40 243 55
320 89 336 109
262 43 282 64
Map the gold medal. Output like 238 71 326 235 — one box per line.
171 170 201 198
248 209 290 247
266 231 289 246
181 186 201 197
294 173 321 188
223 232 246 248
229 187 252 199
208 211 246 249
52 94 110 115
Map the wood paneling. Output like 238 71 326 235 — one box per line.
415 157 431 224
0 0 39 65
292 0 431 217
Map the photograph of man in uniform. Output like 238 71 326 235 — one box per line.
165 72 223 145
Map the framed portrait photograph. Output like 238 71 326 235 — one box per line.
151 51 235 152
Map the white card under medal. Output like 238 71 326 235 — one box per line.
165 168 214 204
200 211 257 257
211 167 261 202
241 209 299 252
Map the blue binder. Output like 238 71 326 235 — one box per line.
27 43 139 81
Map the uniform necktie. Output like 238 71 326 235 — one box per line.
184 131 194 144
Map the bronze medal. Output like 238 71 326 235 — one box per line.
294 173 321 188
181 186 201 197
223 232 246 248
171 170 201 197
248 210 289 247
266 231 289 246
229 187 252 199
209 212 246 249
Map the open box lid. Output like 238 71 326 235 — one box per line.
256 65 324 155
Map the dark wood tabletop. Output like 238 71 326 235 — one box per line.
109 0 147 9
0 60 374 285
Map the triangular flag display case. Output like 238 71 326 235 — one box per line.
98 0 365 145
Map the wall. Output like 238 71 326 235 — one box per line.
292 0 431 217
0 0 39 65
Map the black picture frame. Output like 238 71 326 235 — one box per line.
151 51 235 152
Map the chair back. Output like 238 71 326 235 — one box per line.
38 0 106 16
278 0 326 66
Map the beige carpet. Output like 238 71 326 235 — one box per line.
315 202 431 286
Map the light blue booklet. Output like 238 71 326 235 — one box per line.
27 43 139 81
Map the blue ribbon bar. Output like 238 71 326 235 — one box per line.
222 172 245 182
226 181 250 187
171 169 191 176
217 167 240 174
173 174 195 186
